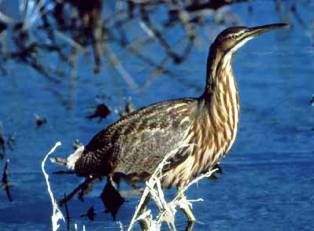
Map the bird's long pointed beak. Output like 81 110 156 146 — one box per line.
247 23 288 38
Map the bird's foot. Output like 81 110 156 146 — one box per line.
178 192 196 223
208 163 223 180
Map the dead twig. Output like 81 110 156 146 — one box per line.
127 142 217 231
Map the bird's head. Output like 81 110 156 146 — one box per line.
211 23 288 56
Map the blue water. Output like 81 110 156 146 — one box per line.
0 1 314 230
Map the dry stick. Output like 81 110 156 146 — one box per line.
127 143 218 230
22 0 47 30
41 142 65 231
127 155 172 230
103 44 139 91
140 2 196 63
139 30 196 92
153 175 176 230
175 7 197 60
127 144 191 231
170 168 218 210
139 8 182 63
125 44 202 92
139 55 170 92
180 168 218 196
117 221 125 231
127 180 151 230
54 30 86 52
151 167 218 230
116 21 195 91
128 16 200 90
0 10 15 25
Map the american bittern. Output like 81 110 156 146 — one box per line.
65 23 287 221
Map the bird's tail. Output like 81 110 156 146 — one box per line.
50 145 85 174
51 145 111 177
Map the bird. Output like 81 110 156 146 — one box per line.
64 23 287 221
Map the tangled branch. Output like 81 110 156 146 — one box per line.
127 143 218 231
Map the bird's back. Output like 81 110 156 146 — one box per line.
75 98 199 183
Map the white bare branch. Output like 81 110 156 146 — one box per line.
41 141 65 231
127 142 217 231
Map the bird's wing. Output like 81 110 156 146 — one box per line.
79 98 197 178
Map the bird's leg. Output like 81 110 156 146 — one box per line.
185 221 195 231
178 190 196 223
139 217 149 231
58 176 96 206
207 163 223 181
213 163 223 174
138 194 151 231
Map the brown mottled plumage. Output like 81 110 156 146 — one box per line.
74 23 287 190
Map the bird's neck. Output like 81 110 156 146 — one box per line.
198 46 240 155
202 46 238 105
201 45 240 129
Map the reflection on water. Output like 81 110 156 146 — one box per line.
0 0 313 230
